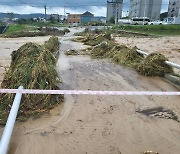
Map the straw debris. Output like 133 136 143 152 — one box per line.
74 31 112 46
44 36 60 53
137 53 173 76
90 42 143 68
2 27 70 38
77 33 173 77
0 36 63 123
3 31 46 38
65 49 79 55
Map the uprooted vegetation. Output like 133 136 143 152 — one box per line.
137 53 173 76
0 36 63 124
1 26 70 38
74 33 112 46
44 36 60 53
65 49 79 56
72 29 174 77
74 28 112 46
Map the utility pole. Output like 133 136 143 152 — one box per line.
63 5 66 23
44 5 47 21
116 3 119 24
143 0 147 25
44 5 47 32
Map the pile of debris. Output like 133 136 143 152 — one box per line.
2 27 70 38
65 49 79 55
44 36 60 54
0 36 63 123
74 29 112 46
89 42 173 76
137 53 173 76
2 31 46 38
90 42 143 68
75 29 174 77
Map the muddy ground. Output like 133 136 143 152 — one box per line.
0 36 51 85
0 28 180 154
115 36 180 64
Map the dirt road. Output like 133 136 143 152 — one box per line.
0 28 180 154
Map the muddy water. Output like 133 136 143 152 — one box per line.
0 28 180 154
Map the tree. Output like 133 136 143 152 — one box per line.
18 18 27 24
109 16 115 24
7 12 14 21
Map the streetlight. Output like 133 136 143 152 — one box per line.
143 0 147 25
116 4 119 24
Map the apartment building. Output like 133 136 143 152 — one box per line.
168 0 180 17
67 14 81 24
129 0 162 20
107 0 123 22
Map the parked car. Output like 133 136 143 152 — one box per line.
163 17 180 24
148 20 165 25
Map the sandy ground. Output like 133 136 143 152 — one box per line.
115 36 180 64
0 36 51 85
0 28 180 154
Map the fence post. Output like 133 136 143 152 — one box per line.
0 86 23 154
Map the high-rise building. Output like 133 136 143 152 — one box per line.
107 0 123 22
129 0 162 20
168 0 180 17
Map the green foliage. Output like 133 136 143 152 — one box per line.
5 24 29 33
3 31 46 38
109 16 115 24
7 12 14 21
1 24 70 38
18 18 28 24
112 25 180 36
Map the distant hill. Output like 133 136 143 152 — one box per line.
0 13 46 19
0 13 106 19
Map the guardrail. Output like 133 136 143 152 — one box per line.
136 49 180 70
0 86 23 154
2 24 9 34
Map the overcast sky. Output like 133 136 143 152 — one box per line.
0 0 169 16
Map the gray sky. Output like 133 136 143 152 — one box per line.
0 0 169 16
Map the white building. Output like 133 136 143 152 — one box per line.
107 0 123 23
129 0 162 21
168 0 180 17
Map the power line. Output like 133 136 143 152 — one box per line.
16 0 41 7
